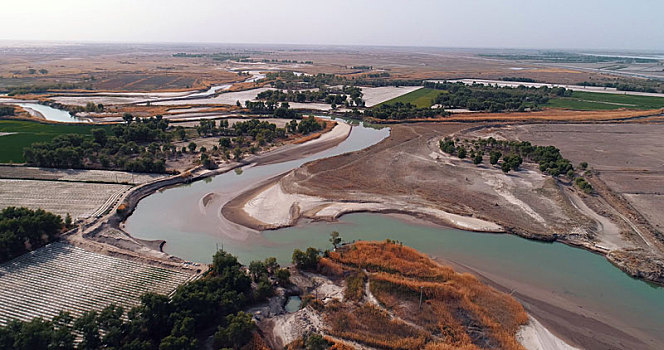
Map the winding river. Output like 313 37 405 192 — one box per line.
126 120 664 347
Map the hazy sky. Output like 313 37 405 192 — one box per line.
1 0 662 50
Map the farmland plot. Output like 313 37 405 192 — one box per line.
0 166 165 184
0 242 195 326
0 179 130 219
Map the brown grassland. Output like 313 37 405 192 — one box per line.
317 241 528 350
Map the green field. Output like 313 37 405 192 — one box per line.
379 87 441 108
0 120 108 163
547 91 664 110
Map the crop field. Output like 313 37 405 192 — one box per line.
0 166 165 184
0 120 109 163
547 91 664 110
377 87 440 108
0 242 195 326
0 179 130 219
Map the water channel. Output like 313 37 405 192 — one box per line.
16 103 88 123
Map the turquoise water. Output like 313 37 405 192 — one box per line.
126 120 664 345
126 119 390 258
284 296 301 313
262 213 661 344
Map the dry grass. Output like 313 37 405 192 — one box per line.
368 108 663 124
318 241 528 350
243 332 271 350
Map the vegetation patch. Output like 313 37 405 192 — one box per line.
0 249 282 350
0 206 67 263
0 120 109 163
425 81 569 112
306 241 528 349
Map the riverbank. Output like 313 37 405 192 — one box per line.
261 240 577 350
435 254 652 349
67 121 352 269
232 121 664 287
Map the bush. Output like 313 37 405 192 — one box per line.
292 247 321 270
0 207 64 263
489 151 502 165
214 312 255 349
575 177 593 194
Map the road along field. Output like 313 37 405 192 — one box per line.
0 242 195 326
0 179 130 219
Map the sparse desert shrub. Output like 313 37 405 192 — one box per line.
344 271 366 302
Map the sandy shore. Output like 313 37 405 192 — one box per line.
439 256 654 350
225 174 503 232
518 316 579 350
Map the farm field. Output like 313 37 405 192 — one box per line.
0 120 109 163
378 87 440 108
0 179 130 219
0 242 194 326
361 86 423 107
547 90 664 110
0 166 165 184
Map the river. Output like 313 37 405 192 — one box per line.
125 119 664 347
16 103 88 123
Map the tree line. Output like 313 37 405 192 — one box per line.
363 102 449 120
440 137 592 192
0 106 15 117
256 85 364 108
424 81 571 112
0 207 70 263
24 114 170 173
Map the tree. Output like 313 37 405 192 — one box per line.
233 147 243 160
304 333 331 350
248 260 268 282
292 247 321 270
329 231 342 249
73 311 101 350
473 153 483 165
489 151 502 165
0 207 64 263
91 128 107 146
137 293 174 344
219 137 231 148
264 257 279 274
123 113 134 124
159 335 197 350
275 268 291 286
214 312 255 349
579 162 588 170
501 161 511 174
187 142 197 153
254 277 274 301
64 213 73 229
176 126 186 141
457 146 467 159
